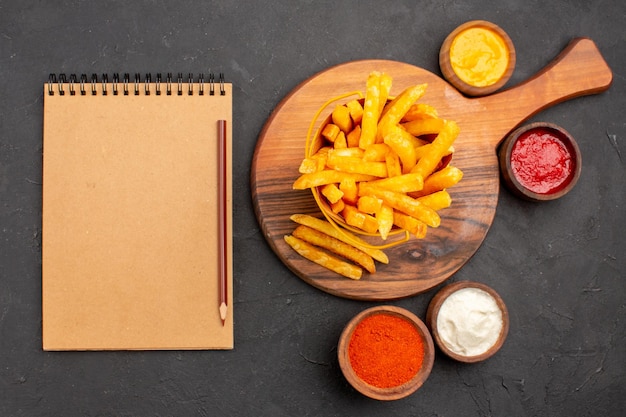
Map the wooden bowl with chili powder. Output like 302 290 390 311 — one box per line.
337 306 435 401
498 122 582 202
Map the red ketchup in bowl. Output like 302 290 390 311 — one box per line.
509 127 574 194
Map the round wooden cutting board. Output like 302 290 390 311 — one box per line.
251 38 612 301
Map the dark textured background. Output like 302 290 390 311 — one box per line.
1 1 624 416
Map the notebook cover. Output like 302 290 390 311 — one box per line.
41 81 233 350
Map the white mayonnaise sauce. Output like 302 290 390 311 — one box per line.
436 287 503 357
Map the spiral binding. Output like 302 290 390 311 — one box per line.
47 72 226 96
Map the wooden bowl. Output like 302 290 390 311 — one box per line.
426 281 508 363
439 20 516 96
498 122 582 202
338 306 435 400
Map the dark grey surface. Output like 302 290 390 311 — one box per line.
1 1 625 416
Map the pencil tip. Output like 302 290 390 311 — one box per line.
219 302 228 325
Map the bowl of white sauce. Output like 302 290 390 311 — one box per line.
426 281 509 363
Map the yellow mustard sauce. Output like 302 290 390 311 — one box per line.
449 27 509 87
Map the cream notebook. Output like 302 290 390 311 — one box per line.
42 73 233 350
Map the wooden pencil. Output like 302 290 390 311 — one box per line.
218 119 228 326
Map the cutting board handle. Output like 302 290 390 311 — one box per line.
478 37 613 148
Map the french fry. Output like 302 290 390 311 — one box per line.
417 190 452 211
330 199 345 214
284 235 362 280
414 143 454 162
321 183 344 204
346 125 361 148
410 165 464 198
377 83 427 142
377 72 393 117
401 103 439 122
366 172 424 193
322 123 340 142
329 147 364 158
401 118 445 137
332 104 354 134
384 126 417 173
304 145 331 172
385 151 402 178
359 72 382 149
357 195 383 214
346 99 364 124
362 213 379 234
342 205 378 234
314 146 332 155
293 171 376 190
363 143 390 162
377 204 394 240
334 131 347 149
399 126 429 149
411 120 460 179
306 147 331 172
326 152 388 178
359 183 440 228
315 153 328 172
292 225 376 274
290 214 389 264
393 211 428 239
339 177 358 205
298 158 318 174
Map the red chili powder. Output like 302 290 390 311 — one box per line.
510 128 573 194
348 313 424 388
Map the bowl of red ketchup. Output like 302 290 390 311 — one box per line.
499 122 582 202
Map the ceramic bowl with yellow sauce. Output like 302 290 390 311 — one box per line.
439 20 516 96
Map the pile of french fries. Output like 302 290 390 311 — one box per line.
285 71 464 279
285 214 388 280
